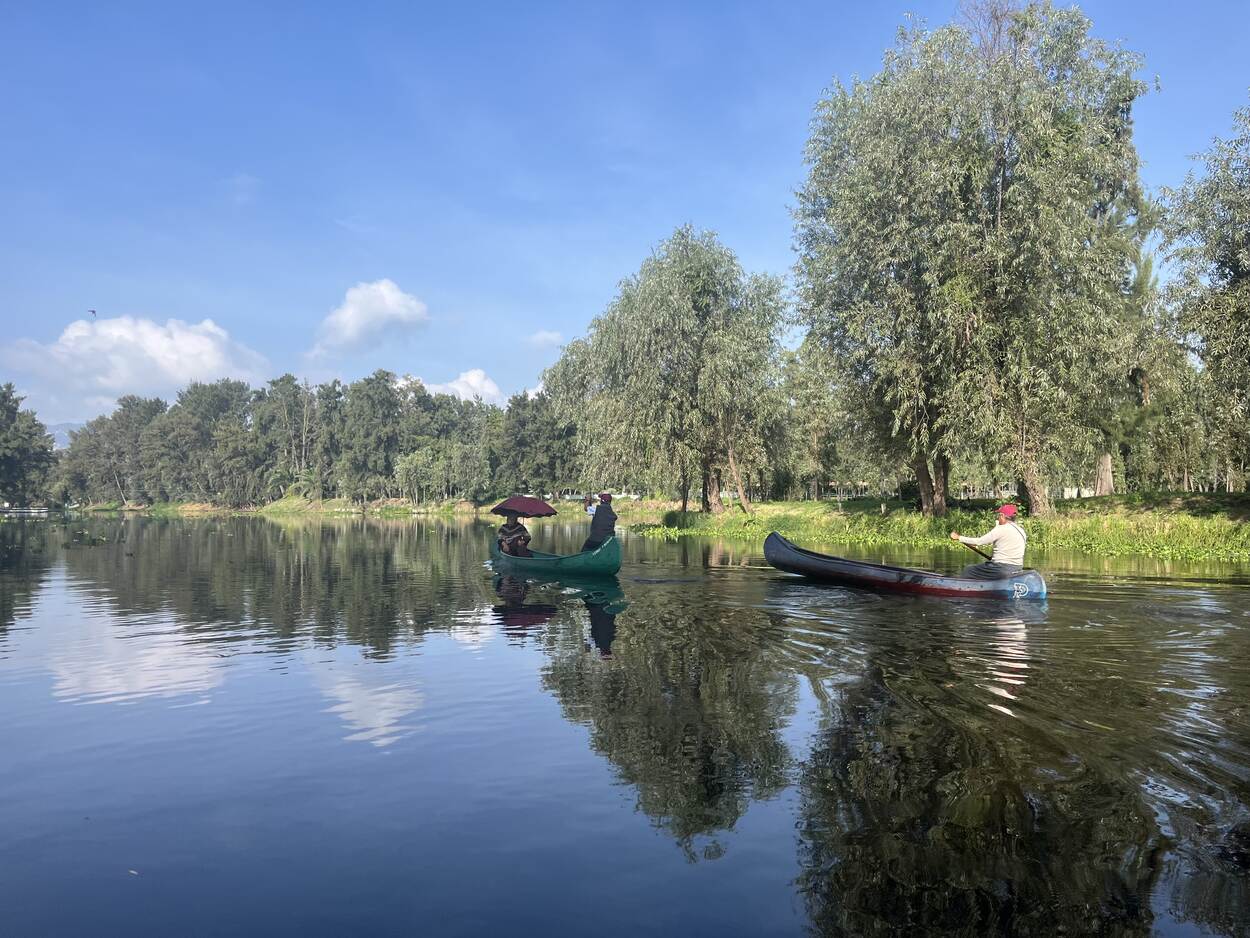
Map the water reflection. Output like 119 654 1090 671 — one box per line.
304 649 424 748
0 517 1247 934
0 522 52 637
491 575 559 636
541 577 796 862
50 617 225 706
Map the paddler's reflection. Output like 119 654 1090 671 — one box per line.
587 602 617 658
976 609 1037 717
491 575 558 635
492 572 627 654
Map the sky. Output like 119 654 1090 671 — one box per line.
1 1 1246 424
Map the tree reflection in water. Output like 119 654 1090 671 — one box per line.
0 521 52 636
791 604 1166 936
540 578 797 861
54 515 497 655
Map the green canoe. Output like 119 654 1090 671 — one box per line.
489 536 622 576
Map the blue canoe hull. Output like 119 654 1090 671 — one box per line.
764 532 1047 600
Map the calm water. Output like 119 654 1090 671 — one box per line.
2 517 1249 937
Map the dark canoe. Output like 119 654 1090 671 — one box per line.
490 536 622 576
763 532 1047 600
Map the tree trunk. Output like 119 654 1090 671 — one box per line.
726 444 752 514
112 470 129 507
679 465 690 514
709 467 725 514
913 458 936 517
1020 462 1052 517
700 461 711 513
931 453 949 517
1093 452 1114 496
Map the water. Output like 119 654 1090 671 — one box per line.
2 516 1248 936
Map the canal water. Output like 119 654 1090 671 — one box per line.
1 517 1248 936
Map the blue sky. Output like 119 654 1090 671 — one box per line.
2 1 1246 423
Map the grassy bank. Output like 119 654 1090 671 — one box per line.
75 493 1249 561
626 495 1250 562
257 494 480 517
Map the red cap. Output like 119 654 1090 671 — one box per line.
598 492 612 502
996 504 1018 518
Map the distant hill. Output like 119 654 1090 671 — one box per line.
46 422 84 449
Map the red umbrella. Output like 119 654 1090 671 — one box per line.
490 495 557 518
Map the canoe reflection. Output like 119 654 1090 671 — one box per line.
491 573 627 655
491 575 559 631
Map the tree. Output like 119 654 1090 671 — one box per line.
797 2 1149 516
338 370 402 502
497 391 577 496
140 380 251 501
1162 96 1250 489
57 395 167 505
546 225 784 513
0 384 54 505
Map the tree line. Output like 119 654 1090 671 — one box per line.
2 2 1246 516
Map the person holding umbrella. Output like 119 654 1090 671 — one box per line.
490 496 559 557
497 511 532 557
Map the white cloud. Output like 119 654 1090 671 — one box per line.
526 329 564 349
311 279 428 356
4 316 268 414
525 380 545 399
421 368 504 405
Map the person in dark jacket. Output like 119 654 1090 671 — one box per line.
497 512 532 557
581 492 616 551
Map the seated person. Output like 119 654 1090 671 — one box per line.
497 512 532 557
949 504 1027 579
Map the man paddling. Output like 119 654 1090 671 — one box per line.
582 492 617 552
949 504 1027 579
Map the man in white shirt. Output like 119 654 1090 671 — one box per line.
949 504 1027 579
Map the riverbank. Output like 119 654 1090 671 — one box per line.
70 493 1249 561
627 495 1250 562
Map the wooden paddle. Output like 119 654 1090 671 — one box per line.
960 541 992 561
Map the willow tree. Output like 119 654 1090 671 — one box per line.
546 226 784 513
1163 97 1250 490
797 3 1149 515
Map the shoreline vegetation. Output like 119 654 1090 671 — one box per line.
63 493 1250 562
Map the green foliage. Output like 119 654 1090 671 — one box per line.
496 391 577 496
51 373 529 509
545 225 785 510
1163 95 1250 477
796 2 1151 516
630 497 1250 561
0 384 55 505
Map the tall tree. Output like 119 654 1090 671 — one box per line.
1162 96 1250 490
58 395 167 505
338 370 402 502
546 225 784 513
140 380 251 501
797 2 1149 516
0 385 55 505
497 391 577 497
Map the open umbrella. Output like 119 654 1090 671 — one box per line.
490 495 557 518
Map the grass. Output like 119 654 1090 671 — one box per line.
74 491 1250 562
625 495 1250 562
